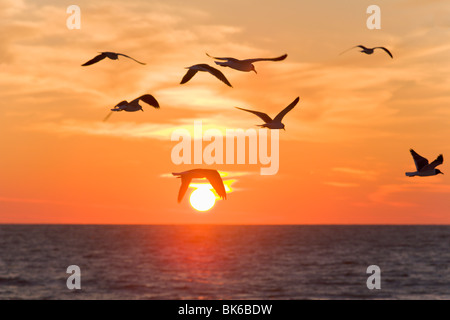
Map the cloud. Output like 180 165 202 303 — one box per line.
0 0 274 140
29 112 266 141
31 119 190 141
0 0 26 20
3 0 448 148
332 167 378 181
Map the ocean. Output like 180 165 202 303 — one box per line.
0 225 448 300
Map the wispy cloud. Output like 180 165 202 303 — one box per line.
332 167 378 181
31 120 178 140
29 114 263 140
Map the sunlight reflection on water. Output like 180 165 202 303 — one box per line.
0 225 449 299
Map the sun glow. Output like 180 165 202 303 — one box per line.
189 187 216 211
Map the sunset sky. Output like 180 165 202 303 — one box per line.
1 0 449 224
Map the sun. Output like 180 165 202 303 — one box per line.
189 187 216 212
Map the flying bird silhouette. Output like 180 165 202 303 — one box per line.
172 169 227 203
180 64 232 87
82 52 146 66
103 94 159 121
405 149 444 177
340 45 393 58
206 53 288 73
236 97 300 130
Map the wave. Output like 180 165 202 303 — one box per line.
0 276 33 286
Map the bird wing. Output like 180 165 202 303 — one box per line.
410 149 429 171
176 175 192 203
103 111 113 122
111 100 128 110
206 53 238 62
200 64 233 87
180 69 198 84
116 100 128 106
235 107 273 123
374 47 393 58
81 53 107 66
273 97 300 122
117 53 146 65
206 171 227 200
339 46 364 56
422 154 443 171
244 54 288 63
135 94 160 109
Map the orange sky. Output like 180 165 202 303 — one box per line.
0 0 449 224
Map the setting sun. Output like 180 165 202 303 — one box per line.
189 187 216 212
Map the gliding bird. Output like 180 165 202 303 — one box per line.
82 52 146 66
172 169 227 203
206 53 288 73
340 45 393 58
236 97 300 130
180 64 233 87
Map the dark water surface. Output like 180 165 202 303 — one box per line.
0 225 448 299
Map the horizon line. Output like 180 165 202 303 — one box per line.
1 223 449 226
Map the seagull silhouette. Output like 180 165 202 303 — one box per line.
82 52 146 66
405 149 444 177
172 169 227 203
103 94 159 121
340 45 393 58
206 53 287 73
180 64 232 87
236 97 300 130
